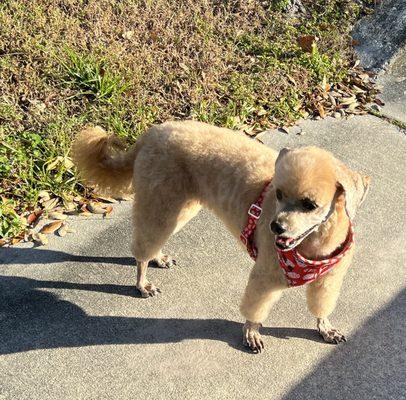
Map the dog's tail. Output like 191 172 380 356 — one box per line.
72 126 139 196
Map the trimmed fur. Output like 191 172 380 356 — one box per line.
72 120 370 352
72 126 138 196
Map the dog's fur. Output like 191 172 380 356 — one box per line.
73 120 370 352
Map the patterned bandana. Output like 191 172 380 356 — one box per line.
240 181 354 287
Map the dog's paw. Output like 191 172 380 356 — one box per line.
151 254 177 269
243 321 264 353
319 328 346 344
317 318 346 344
137 282 161 298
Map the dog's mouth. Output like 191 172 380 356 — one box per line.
275 225 318 251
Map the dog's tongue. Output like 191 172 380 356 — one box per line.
276 236 294 246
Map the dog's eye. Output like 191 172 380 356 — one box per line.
276 189 283 201
301 198 317 211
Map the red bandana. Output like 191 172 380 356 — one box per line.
240 182 355 287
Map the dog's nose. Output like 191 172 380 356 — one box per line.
270 221 286 235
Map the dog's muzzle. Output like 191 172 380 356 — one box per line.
274 191 339 251
275 224 318 250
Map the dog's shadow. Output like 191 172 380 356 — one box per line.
0 247 324 355
0 273 324 355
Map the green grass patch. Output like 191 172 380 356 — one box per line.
0 198 24 239
62 49 128 102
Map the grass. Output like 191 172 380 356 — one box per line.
367 109 406 131
0 0 375 241
62 49 128 102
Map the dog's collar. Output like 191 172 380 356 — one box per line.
240 181 354 286
240 181 272 260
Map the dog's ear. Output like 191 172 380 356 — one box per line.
276 147 291 164
335 159 371 220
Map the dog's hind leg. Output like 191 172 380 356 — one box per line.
173 200 201 234
150 200 201 269
131 197 200 297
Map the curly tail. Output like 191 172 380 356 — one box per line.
72 126 139 196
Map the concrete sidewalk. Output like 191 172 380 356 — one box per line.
1 111 405 399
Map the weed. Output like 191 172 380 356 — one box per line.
0 198 24 239
62 48 127 102
298 44 345 83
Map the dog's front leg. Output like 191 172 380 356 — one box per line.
240 261 284 353
306 261 350 344
136 261 160 298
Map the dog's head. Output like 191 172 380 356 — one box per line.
271 146 370 250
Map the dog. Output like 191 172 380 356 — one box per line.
72 120 370 353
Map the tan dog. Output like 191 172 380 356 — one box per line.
73 120 370 353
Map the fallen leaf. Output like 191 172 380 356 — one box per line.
63 157 74 170
46 156 63 171
93 195 118 204
179 62 189 72
122 30 134 40
370 104 381 112
40 220 63 234
352 85 365 93
241 125 255 136
328 94 337 107
117 195 133 201
149 31 158 42
87 202 107 214
27 210 43 227
375 98 385 106
57 224 68 237
347 102 359 111
38 190 51 201
66 228 76 234
32 232 48 246
63 200 76 212
340 96 357 105
11 237 22 245
104 205 113 216
297 35 317 52
64 209 79 216
321 75 330 92
358 73 370 82
317 104 326 118
48 211 67 220
0 239 7 247
280 126 289 134
42 197 59 210
329 90 342 98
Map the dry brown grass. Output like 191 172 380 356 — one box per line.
0 1 367 135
